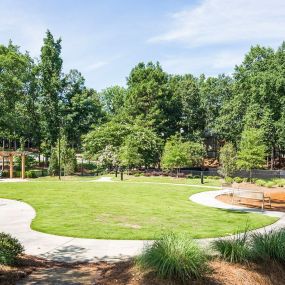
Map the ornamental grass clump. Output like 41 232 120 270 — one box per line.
137 233 208 283
251 229 285 263
0 233 24 265
211 230 251 263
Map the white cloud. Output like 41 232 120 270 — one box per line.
149 0 285 47
161 49 245 75
85 61 109 71
0 4 46 55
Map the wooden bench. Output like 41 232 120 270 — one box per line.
232 189 271 211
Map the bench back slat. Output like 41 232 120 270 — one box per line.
233 190 264 200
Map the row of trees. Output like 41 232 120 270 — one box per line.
0 31 103 158
1 30 285 172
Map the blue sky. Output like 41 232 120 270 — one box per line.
1 0 285 91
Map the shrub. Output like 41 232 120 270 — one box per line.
255 179 266 187
211 176 221 180
277 182 285 187
193 175 200 179
234 177 243 183
225 177 233 184
243 177 250 183
251 229 285 263
133 172 141 177
25 170 37 178
266 181 275 188
187 175 193 179
137 233 208 283
211 231 250 263
0 233 24 265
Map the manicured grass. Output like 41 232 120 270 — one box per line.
0 181 277 239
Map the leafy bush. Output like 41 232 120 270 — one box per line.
0 233 24 265
272 179 285 188
251 229 285 263
266 181 275 188
225 177 233 184
137 233 208 283
211 231 250 263
243 177 249 183
193 175 200 179
211 176 221 180
234 177 243 183
25 170 37 178
255 179 266 187
133 172 141 177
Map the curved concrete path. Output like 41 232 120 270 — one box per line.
190 189 285 234
0 198 148 263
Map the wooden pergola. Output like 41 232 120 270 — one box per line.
0 151 27 179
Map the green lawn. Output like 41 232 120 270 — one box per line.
0 181 277 240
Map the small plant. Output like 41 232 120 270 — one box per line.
233 177 243 183
225 177 233 184
250 229 285 263
242 177 249 183
211 176 221 180
25 170 37 178
0 233 24 265
255 179 266 187
211 229 250 263
265 181 275 188
137 233 208 283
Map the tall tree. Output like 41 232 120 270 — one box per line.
39 30 63 152
237 128 267 180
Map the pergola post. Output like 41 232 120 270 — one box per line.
9 154 13 179
21 154 25 179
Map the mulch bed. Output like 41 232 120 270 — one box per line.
218 183 285 211
2 255 285 285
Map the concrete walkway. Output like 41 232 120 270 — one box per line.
190 189 285 238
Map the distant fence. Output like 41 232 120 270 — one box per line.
159 168 285 179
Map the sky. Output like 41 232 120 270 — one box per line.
1 0 285 91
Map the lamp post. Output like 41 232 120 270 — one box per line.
58 133 61 180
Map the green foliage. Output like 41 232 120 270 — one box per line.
25 170 37 178
100 85 126 116
255 179 266 187
237 128 266 175
212 230 251 263
48 147 59 176
95 145 118 169
0 233 24 265
161 135 190 172
251 229 285 263
233 177 243 183
14 155 37 170
48 136 77 176
265 181 275 188
119 137 143 168
218 143 237 178
225 177 233 184
39 30 63 147
137 233 208 283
